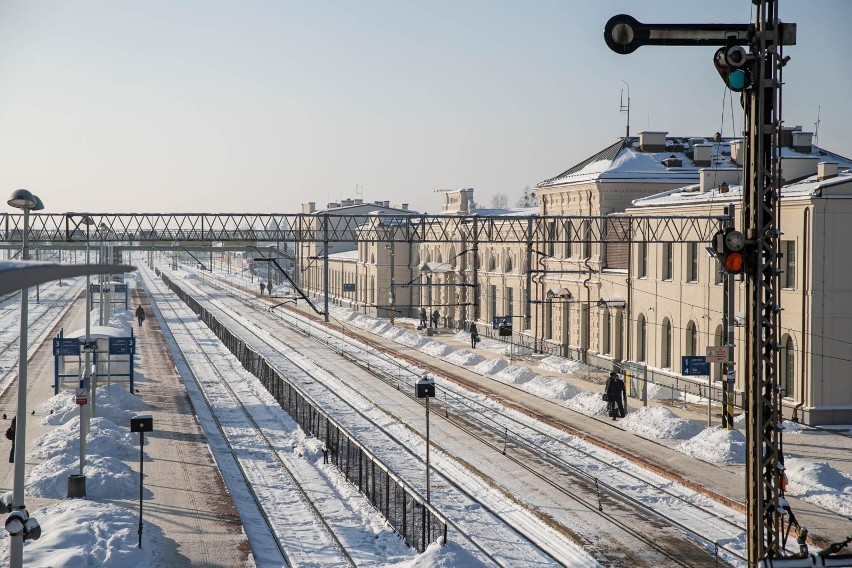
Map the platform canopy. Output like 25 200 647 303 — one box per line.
0 260 135 295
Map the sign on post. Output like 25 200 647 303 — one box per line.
75 388 88 405
681 355 710 376
53 338 81 357
109 337 135 356
706 346 727 362
342 283 356 292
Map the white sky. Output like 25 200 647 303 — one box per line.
1 1 850 214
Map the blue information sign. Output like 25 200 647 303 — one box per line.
681 355 710 376
109 337 135 355
53 338 81 357
342 283 356 292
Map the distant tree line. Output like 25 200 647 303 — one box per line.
489 185 538 209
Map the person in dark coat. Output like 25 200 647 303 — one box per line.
266 282 273 296
431 309 440 328
605 371 627 420
135 305 145 327
419 308 428 328
6 416 15 463
259 282 265 296
470 324 479 348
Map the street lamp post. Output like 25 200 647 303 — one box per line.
7 189 44 568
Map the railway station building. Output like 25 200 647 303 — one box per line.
297 129 852 425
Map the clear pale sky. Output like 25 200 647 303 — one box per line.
1 1 849 214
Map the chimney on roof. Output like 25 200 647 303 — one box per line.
639 131 667 152
340 198 354 207
689 137 705 148
779 125 802 148
729 139 744 165
780 156 819 182
699 168 743 193
693 144 713 167
397 203 409 210
818 162 838 181
792 131 814 153
302 202 316 214
354 199 363 205
327 202 339 209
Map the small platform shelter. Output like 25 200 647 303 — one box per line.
53 325 136 395
89 281 130 311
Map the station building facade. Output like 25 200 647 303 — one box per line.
297 130 852 425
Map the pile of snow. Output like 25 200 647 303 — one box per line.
493 365 537 386
40 384 150 427
619 407 704 440
472 358 508 375
445 350 485 366
27 454 139 499
564 391 609 416
784 457 852 517
31 416 137 462
647 382 682 401
0 501 161 567
522 375 582 400
422 340 453 357
538 356 593 374
677 427 746 465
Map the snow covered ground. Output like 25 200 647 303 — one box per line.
0 266 849 567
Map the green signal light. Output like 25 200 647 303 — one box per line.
728 69 748 91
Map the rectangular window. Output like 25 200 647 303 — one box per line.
662 243 673 280
582 221 591 259
783 240 796 288
489 285 497 320
564 219 573 258
545 303 553 340
638 242 648 278
547 221 556 257
506 287 513 318
687 243 698 282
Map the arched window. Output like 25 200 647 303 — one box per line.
662 318 672 368
505 254 513 273
637 314 646 362
686 321 698 356
448 246 457 269
437 251 443 264
781 335 795 398
601 308 611 355
487 255 496 272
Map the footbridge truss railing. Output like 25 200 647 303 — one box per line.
1 212 727 246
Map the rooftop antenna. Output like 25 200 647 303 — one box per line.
355 183 364 199
814 105 821 148
619 80 631 138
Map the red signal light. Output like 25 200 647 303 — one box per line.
724 252 744 273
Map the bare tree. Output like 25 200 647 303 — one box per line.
490 192 508 209
516 185 538 208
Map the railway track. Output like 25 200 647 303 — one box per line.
140 265 357 567
172 266 749 566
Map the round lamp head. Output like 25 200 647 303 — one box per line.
7 189 37 210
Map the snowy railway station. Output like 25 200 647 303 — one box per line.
0 231 851 567
3 2 852 567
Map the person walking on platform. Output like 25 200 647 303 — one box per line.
259 281 265 296
266 282 273 296
470 324 479 349
431 309 440 329
135 305 146 328
419 307 428 328
605 371 627 420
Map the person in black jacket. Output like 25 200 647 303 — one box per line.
605 371 627 420
6 417 15 463
470 324 479 348
135 305 145 327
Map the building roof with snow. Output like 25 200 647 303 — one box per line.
535 129 850 190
